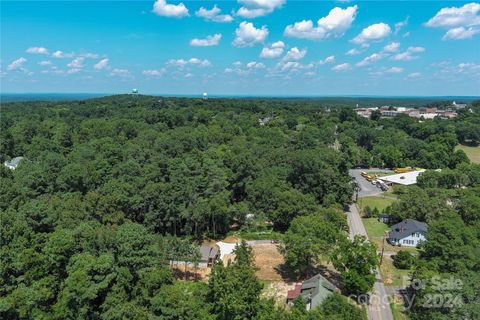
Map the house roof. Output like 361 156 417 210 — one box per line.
287 274 336 308
388 219 428 240
287 283 302 300
379 170 425 186
199 245 219 262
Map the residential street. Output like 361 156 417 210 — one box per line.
347 204 394 320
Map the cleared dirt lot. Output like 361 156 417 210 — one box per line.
252 243 288 281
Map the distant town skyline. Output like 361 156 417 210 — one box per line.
1 1 480 95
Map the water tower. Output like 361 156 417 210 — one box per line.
132 88 139 95
202 92 208 100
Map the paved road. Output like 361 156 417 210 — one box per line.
347 204 394 320
349 169 393 197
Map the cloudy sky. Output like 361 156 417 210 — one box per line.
1 1 480 96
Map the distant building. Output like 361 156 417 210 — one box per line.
258 116 272 126
4 156 24 170
354 106 456 120
381 110 398 117
286 274 338 310
452 101 467 109
387 219 428 247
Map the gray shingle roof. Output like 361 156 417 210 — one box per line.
199 245 219 262
300 274 337 308
388 219 427 240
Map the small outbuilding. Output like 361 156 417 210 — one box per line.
378 214 392 224
387 219 428 247
199 245 220 267
3 157 24 170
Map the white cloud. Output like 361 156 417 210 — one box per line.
236 0 285 18
143 69 165 76
246 61 265 69
425 3 480 28
283 47 307 61
52 50 74 58
383 41 400 53
392 46 425 61
458 62 480 72
38 60 52 66
110 68 131 77
356 53 385 67
332 63 351 71
318 55 335 65
275 61 314 72
190 34 222 46
67 57 84 68
80 53 99 59
225 60 265 75
394 16 409 35
260 41 285 58
442 26 480 40
152 0 189 18
66 68 81 74
233 21 268 47
284 5 357 40
168 58 211 67
26 47 49 55
7 57 27 71
385 67 404 73
352 23 391 45
195 5 233 23
425 3 480 40
408 72 421 78
94 58 109 70
346 48 361 56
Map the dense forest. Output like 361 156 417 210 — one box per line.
1 95 479 319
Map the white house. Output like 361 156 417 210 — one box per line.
387 219 428 247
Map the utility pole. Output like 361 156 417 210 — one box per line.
380 231 386 265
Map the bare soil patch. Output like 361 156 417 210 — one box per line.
252 243 288 282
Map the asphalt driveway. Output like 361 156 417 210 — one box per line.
349 169 393 198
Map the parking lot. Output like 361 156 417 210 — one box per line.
349 169 393 198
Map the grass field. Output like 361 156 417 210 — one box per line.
456 144 480 164
380 256 411 287
358 196 397 214
363 217 390 237
390 296 409 320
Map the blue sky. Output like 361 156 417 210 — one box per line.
1 1 479 96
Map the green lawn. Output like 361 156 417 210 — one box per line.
381 257 411 287
390 296 409 320
358 196 396 215
363 217 390 237
456 144 480 164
